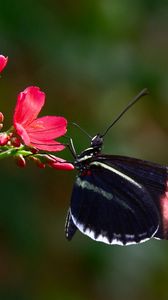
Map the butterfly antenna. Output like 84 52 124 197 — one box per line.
72 122 92 139
101 88 149 138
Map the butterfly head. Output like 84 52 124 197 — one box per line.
74 133 103 165
91 134 103 152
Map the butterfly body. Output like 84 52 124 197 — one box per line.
65 133 168 246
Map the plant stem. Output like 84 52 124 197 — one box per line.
0 148 18 159
0 147 32 160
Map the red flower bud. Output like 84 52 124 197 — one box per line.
11 137 21 147
0 112 4 123
50 161 74 170
16 155 26 168
0 133 9 146
30 147 39 154
0 55 8 73
47 155 74 171
36 161 46 169
31 156 46 168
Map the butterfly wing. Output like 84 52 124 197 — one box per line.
69 156 162 245
96 155 168 240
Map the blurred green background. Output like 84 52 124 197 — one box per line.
0 1 168 299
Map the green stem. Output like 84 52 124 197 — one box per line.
0 147 32 160
0 148 18 159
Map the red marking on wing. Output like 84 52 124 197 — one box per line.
160 181 168 236
81 169 92 177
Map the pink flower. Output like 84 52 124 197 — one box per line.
0 55 8 73
13 86 67 151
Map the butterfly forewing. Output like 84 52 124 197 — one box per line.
69 157 161 245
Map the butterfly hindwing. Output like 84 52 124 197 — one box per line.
96 155 168 239
70 157 161 245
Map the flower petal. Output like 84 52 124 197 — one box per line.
13 86 45 128
30 138 65 151
27 116 67 140
0 55 8 73
14 122 30 145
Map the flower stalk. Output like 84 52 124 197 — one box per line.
0 146 32 160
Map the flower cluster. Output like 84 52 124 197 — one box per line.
0 54 74 171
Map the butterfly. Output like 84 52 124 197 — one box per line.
65 89 168 246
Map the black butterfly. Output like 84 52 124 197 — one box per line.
65 89 168 245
